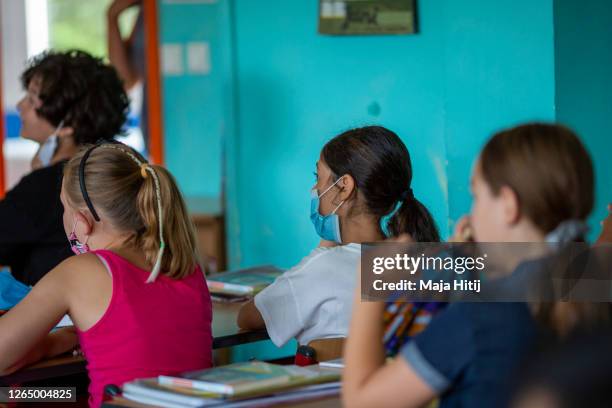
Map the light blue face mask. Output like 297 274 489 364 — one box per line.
310 177 345 243
38 120 64 168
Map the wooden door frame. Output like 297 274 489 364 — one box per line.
0 20 6 198
143 0 164 165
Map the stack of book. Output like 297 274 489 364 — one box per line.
122 361 341 407
206 266 284 301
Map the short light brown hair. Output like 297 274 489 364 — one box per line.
480 123 594 234
481 123 606 335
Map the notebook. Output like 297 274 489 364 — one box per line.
123 379 220 407
206 266 283 296
123 380 341 408
158 362 339 397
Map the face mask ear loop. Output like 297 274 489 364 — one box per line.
71 217 89 244
318 176 344 198
322 176 348 215
331 200 345 215
73 217 90 245
56 120 65 135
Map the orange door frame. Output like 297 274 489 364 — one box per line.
0 25 6 197
143 0 164 165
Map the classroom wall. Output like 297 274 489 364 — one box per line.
158 0 234 201
158 0 563 269
160 0 612 360
226 0 556 270
554 0 612 239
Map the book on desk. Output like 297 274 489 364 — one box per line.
207 265 283 297
121 361 341 407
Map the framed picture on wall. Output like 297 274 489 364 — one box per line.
318 0 417 35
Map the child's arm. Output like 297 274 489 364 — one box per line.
0 265 75 374
1 328 77 375
237 300 265 330
342 266 435 408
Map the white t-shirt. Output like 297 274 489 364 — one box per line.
254 243 361 347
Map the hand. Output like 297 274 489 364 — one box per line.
596 204 612 245
0 327 78 375
46 327 79 359
108 0 141 19
450 215 473 242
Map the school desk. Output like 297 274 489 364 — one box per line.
0 301 268 386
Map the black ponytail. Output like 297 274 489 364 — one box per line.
388 197 440 242
322 126 440 242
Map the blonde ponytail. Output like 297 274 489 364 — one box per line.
63 143 200 282
136 164 199 281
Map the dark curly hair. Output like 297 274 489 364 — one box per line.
21 49 129 145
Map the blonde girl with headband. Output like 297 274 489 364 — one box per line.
0 143 213 407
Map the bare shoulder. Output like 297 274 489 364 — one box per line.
49 253 113 326
22 253 111 320
50 253 110 289
54 253 106 274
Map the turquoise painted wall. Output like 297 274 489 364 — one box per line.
225 0 556 361
443 1 556 226
160 0 612 361
554 0 612 239
227 0 556 271
159 0 234 200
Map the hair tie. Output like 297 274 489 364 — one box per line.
400 187 414 202
140 164 149 179
546 219 589 247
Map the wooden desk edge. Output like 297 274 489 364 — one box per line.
102 394 342 408
212 328 269 349
0 329 271 385
0 356 86 385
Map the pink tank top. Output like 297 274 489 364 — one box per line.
77 250 213 407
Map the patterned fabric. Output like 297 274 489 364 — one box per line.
383 300 446 356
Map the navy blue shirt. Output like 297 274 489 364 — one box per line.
401 302 538 408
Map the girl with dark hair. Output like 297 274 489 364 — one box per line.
343 123 610 408
237 126 439 348
0 50 129 286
